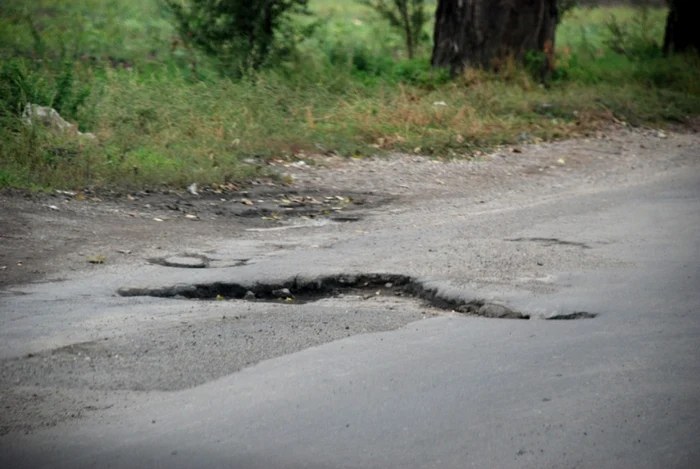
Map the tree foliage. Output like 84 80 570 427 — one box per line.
165 0 309 71
358 0 427 59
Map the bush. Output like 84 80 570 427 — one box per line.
604 6 664 60
165 0 310 73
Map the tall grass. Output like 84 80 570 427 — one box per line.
0 0 698 190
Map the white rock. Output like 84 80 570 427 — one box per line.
22 104 96 140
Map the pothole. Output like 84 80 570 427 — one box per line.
118 273 597 321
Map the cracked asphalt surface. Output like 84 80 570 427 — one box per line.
1 128 699 468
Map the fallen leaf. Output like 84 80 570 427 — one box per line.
185 214 198 220
87 255 105 264
76 193 85 201
557 158 566 165
153 217 164 222
48 205 60 211
241 199 254 206
216 294 224 301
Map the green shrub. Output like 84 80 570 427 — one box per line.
165 0 311 73
604 6 664 60
51 62 93 123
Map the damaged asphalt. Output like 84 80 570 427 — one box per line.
1 129 699 468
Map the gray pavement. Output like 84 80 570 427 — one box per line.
1 150 700 468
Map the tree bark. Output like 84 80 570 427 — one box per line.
663 0 700 55
431 0 558 75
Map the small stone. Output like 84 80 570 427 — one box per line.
244 291 256 301
477 303 527 319
384 282 393 288
272 288 292 298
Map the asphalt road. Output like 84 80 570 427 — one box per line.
1 152 699 468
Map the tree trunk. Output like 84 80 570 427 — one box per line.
397 2 415 59
431 0 558 75
663 0 700 55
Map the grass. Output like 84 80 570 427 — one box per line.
0 0 698 190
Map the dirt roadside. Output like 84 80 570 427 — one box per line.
1 125 697 289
